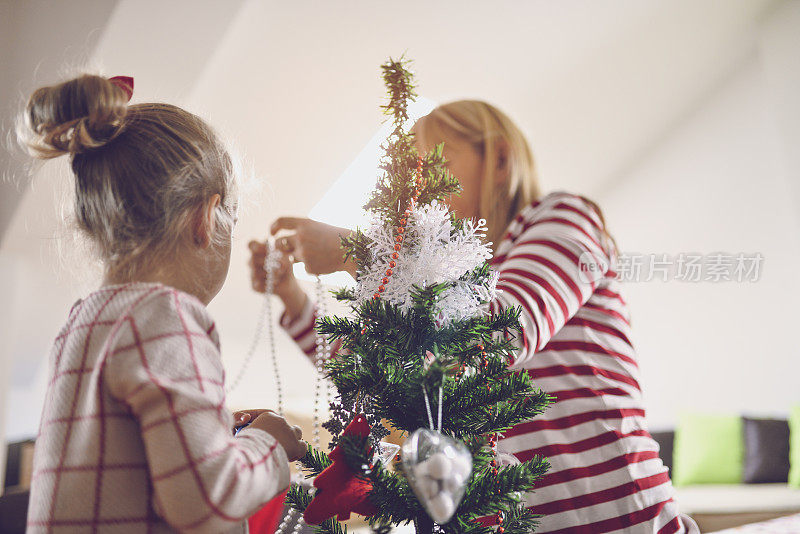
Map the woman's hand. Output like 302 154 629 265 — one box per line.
248 240 308 321
270 217 357 278
248 241 296 296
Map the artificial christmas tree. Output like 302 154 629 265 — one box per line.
286 58 551 534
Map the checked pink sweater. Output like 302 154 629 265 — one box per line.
27 283 290 533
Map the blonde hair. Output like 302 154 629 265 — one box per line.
17 74 238 279
414 100 541 247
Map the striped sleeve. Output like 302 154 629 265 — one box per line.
279 297 342 362
279 296 319 359
105 290 291 533
490 194 613 366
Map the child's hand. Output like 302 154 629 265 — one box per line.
233 409 270 430
245 411 306 462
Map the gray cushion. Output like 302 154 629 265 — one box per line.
651 430 675 474
0 489 28 534
742 417 790 484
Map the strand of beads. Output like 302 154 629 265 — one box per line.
275 507 301 534
281 158 424 529
370 155 424 303
485 348 505 529
478 343 488 370
487 432 506 533
291 512 308 534
496 511 505 534
484 340 507 533
276 277 331 534
489 432 499 477
225 298 268 394
269 261 285 416
312 276 332 447
478 343 491 392
226 246 283 410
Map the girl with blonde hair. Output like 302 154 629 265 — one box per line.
21 74 305 533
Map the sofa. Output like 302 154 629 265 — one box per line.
651 428 800 532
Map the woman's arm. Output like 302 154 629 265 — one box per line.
251 197 611 368
489 194 614 366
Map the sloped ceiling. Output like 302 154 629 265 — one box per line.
0 0 778 411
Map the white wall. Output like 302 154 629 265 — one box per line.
758 1 800 212
598 50 800 429
0 0 119 486
1 0 796 446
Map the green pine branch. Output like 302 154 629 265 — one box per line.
440 456 548 534
380 57 417 125
298 442 333 478
286 484 348 534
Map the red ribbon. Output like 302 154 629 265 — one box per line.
108 76 134 101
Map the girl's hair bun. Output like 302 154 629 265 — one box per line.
19 74 130 159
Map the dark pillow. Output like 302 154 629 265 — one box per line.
4 441 24 489
742 417 790 483
0 489 29 534
651 430 675 474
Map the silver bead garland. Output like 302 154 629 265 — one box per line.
226 247 283 417
312 276 332 448
276 507 300 533
276 275 332 534
228 246 334 533
291 516 307 533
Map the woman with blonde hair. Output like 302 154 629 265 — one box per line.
249 100 698 533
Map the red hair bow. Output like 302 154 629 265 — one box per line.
109 76 134 101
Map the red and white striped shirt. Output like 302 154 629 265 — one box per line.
28 283 290 533
282 192 698 533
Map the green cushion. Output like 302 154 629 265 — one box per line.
790 406 800 488
672 413 743 486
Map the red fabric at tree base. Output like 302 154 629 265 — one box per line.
248 489 288 534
